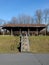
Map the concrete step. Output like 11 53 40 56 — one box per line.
21 35 30 52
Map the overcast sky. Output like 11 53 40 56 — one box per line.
0 0 49 21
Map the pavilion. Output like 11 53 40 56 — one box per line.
2 24 47 36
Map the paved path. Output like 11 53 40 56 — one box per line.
0 53 49 65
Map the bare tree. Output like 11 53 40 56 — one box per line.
18 15 24 24
0 19 6 25
44 9 49 24
25 16 34 24
35 10 42 24
18 15 34 24
10 17 18 24
31 17 34 24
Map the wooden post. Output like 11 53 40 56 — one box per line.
20 29 21 35
37 28 38 35
5 29 7 35
45 27 47 36
11 29 13 36
28 28 30 36
3 29 5 36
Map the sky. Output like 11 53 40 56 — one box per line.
0 0 49 21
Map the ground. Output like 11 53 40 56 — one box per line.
0 35 20 53
29 36 49 53
0 53 49 65
0 35 49 53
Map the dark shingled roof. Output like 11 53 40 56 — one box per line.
3 24 46 27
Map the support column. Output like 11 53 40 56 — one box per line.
20 28 21 35
28 28 30 36
36 28 38 35
3 29 5 36
5 29 7 35
45 27 47 36
11 29 13 36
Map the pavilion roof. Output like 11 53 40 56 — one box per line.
3 24 46 27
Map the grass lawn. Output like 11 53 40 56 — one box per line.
0 35 49 53
0 35 20 53
29 36 49 53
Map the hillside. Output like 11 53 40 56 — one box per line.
0 35 49 53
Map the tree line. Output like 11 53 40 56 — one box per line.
7 9 49 24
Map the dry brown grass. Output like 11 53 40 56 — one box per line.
29 36 49 53
0 35 20 53
0 35 49 53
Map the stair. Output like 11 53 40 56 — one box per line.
21 34 30 52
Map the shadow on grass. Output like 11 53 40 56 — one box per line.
10 42 21 52
17 42 21 52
